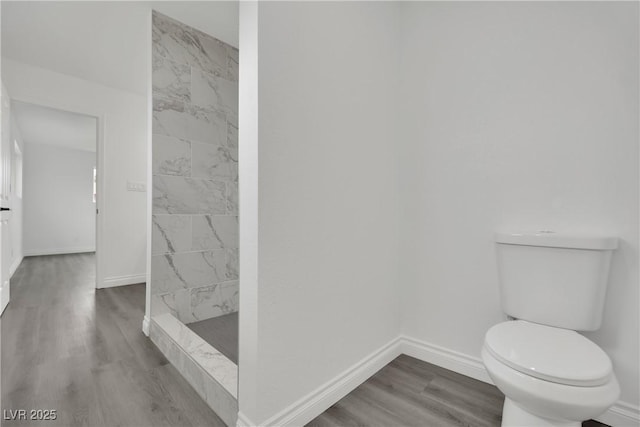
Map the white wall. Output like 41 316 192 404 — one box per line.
238 2 259 419
2 59 147 287
399 1 639 413
2 1 238 97
150 1 238 49
9 113 23 274
239 2 401 423
240 1 639 424
23 142 95 256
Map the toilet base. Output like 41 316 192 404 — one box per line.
502 398 580 427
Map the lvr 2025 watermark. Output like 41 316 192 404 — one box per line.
3 409 57 421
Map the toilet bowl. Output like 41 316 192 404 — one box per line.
482 320 620 427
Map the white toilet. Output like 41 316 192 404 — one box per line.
482 231 620 427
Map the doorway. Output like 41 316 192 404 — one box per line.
7 100 101 300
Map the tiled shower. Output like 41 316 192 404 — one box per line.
150 11 239 325
149 11 240 425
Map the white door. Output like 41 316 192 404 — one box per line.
0 84 12 315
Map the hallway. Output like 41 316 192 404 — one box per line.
1 253 224 426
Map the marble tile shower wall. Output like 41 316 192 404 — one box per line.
151 12 239 324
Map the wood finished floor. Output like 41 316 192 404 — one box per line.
2 254 610 427
1 253 225 427
308 355 608 427
187 312 238 365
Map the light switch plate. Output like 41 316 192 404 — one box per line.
126 181 146 192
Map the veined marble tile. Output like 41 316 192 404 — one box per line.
150 314 237 426
153 97 186 137
153 97 226 145
153 175 226 214
189 281 239 322
151 250 229 294
192 215 238 251
149 319 178 362
153 53 190 103
152 215 191 255
153 12 228 78
227 45 239 64
151 289 190 319
153 134 191 176
227 110 238 129
201 369 238 427
185 105 227 145
227 56 239 83
220 281 239 312
191 142 235 181
226 46 239 82
226 183 238 215
226 249 239 281
152 314 238 393
152 254 188 294
191 67 238 116
230 164 238 185
195 29 232 77
226 123 238 162
227 123 238 183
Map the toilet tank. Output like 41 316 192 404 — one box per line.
495 231 618 331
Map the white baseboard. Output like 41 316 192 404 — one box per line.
596 400 640 427
400 335 493 385
9 255 23 278
236 412 257 427
400 336 639 427
142 315 150 336
24 247 95 257
259 336 403 427
98 274 146 289
248 334 639 427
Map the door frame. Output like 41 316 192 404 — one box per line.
10 95 105 289
1 84 13 315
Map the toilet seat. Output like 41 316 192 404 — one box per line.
482 346 620 424
484 320 612 387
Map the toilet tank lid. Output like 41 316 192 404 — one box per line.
495 231 618 250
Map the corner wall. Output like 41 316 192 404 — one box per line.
239 2 401 423
150 12 239 324
240 1 639 425
398 1 639 417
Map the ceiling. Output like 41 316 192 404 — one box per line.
1 1 239 96
12 101 97 152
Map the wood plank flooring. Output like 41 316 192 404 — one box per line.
2 254 611 427
1 253 224 427
186 312 238 365
307 354 608 427
308 355 504 427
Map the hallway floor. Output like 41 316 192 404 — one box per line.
1 253 225 427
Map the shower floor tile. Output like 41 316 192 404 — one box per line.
187 312 238 365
